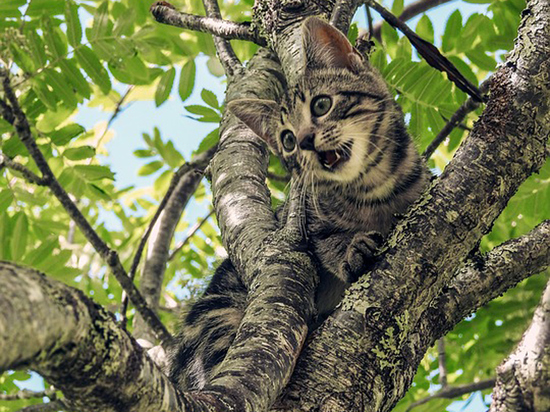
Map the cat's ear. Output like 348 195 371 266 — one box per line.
227 99 279 150
302 17 363 73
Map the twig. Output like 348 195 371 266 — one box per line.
0 69 171 344
0 154 50 185
96 85 134 150
423 79 490 159
0 388 57 401
365 4 374 40
437 338 448 387
150 1 266 47
370 0 454 41
405 379 495 411
168 209 215 261
120 145 217 324
364 0 482 102
201 0 242 76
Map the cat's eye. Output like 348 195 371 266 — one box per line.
281 130 296 152
311 96 332 117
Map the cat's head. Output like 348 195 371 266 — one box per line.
228 17 394 183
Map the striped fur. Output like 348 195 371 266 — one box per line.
168 17 428 390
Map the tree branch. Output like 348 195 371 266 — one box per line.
405 379 495 411
365 0 482 101
423 80 490 159
150 1 267 47
370 0 454 41
168 208 215 261
489 277 550 411
0 70 171 345
0 262 184 412
122 145 217 330
201 0 242 76
133 150 216 341
424 220 550 342
276 0 550 408
0 153 50 185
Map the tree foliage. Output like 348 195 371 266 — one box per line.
0 0 548 411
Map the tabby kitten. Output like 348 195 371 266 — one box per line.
168 17 428 390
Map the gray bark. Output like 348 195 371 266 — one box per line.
489 278 550 412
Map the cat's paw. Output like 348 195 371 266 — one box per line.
341 231 383 283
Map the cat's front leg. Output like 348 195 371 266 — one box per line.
341 231 384 283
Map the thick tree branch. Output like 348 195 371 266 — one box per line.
133 160 214 341
276 0 550 409
0 70 171 344
150 1 267 47
123 145 217 331
0 263 187 412
489 278 550 411
424 218 550 341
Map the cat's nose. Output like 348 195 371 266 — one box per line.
299 133 316 151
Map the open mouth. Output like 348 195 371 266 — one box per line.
317 143 352 171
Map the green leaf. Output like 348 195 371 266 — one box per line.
65 0 82 47
75 46 111 94
179 59 196 102
138 160 164 176
185 105 221 122
0 0 25 18
163 141 184 168
42 15 67 58
155 67 176 107
25 237 58 267
27 32 48 68
415 15 434 44
63 146 96 160
10 42 35 72
196 128 219 154
133 149 155 158
0 213 10 260
59 59 92 99
90 1 112 41
0 190 14 214
347 23 358 45
466 49 497 71
11 213 29 261
201 89 219 110
42 68 78 109
32 78 58 111
26 0 65 16
391 0 404 16
87 183 112 201
50 123 86 145
73 165 115 181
